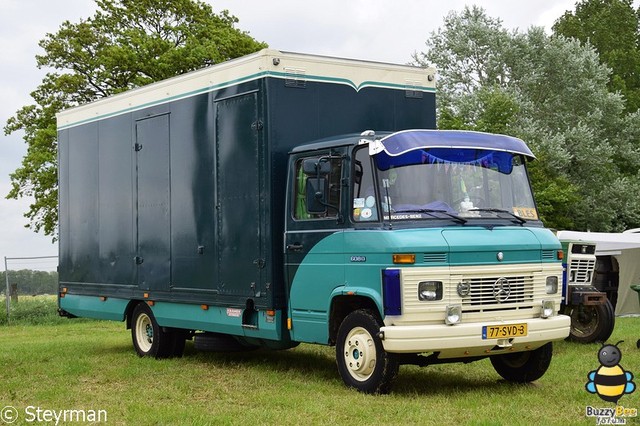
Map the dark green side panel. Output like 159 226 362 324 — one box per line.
135 113 171 291
215 92 265 300
169 92 215 292
60 122 99 284
59 75 437 326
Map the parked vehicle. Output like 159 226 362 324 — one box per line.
556 235 614 343
57 49 570 393
558 230 640 341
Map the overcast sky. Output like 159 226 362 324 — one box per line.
0 0 600 269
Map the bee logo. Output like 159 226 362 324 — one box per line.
586 341 636 403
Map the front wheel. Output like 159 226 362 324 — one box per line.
490 342 553 383
335 309 399 394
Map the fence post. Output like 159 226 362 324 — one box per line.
4 256 9 324
10 283 18 303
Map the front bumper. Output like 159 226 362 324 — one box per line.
380 314 570 358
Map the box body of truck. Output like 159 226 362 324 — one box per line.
58 49 569 393
57 49 434 333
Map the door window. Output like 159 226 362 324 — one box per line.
352 147 379 222
293 156 343 220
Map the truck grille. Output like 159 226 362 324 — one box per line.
465 275 534 307
398 264 560 323
569 258 595 283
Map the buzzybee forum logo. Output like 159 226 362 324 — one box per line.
584 341 637 424
586 341 636 403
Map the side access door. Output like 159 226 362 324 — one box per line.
284 149 347 343
214 92 266 310
135 113 171 292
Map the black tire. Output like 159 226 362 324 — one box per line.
490 342 553 383
335 309 399 394
566 300 615 343
131 303 174 358
170 331 187 357
603 299 616 341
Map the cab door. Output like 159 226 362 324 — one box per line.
284 149 347 343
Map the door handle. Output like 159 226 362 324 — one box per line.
286 243 304 252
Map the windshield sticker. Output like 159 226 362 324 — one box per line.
353 198 365 208
365 196 376 207
361 208 373 219
513 207 538 220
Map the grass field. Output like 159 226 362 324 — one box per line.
0 297 638 425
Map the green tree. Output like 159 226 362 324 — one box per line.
413 6 640 231
5 0 266 238
553 0 640 112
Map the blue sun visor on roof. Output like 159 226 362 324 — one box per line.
371 130 535 173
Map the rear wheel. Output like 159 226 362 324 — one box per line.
566 300 615 343
131 303 178 358
490 342 552 383
335 309 399 394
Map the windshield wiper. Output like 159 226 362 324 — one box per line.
470 208 526 224
395 209 467 224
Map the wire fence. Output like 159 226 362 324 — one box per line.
3 255 58 324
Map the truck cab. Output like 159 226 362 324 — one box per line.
285 129 570 393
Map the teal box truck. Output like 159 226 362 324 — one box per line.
57 49 570 393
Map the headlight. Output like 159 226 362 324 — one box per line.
546 276 558 294
418 281 443 301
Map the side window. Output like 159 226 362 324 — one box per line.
352 147 378 222
293 156 343 220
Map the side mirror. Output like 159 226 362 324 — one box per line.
306 177 328 214
303 158 331 176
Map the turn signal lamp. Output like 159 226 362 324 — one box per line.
557 250 564 261
393 254 415 264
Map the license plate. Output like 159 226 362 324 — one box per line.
482 323 527 339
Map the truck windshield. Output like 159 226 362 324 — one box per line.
353 146 539 223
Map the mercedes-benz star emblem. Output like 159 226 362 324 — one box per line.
493 277 511 302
